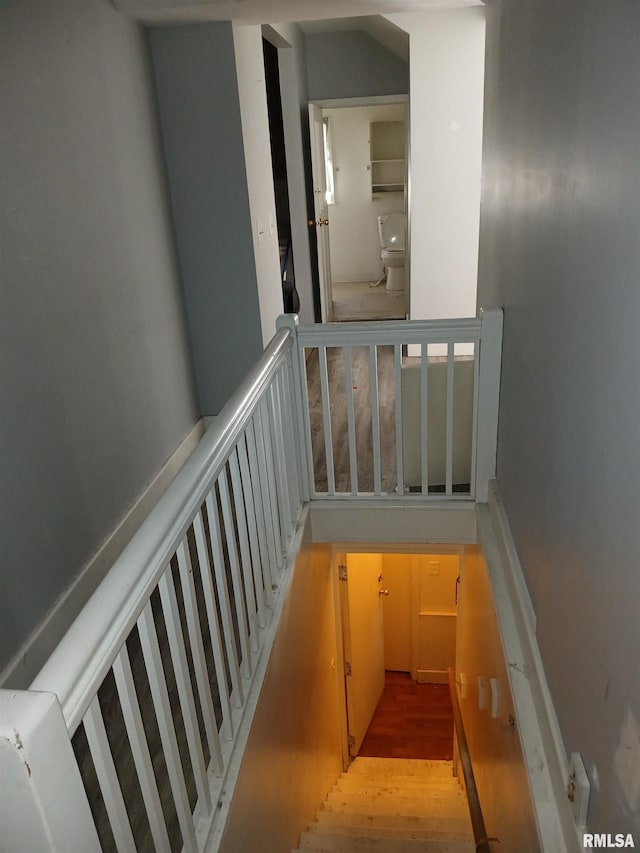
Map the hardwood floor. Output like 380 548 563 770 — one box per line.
331 281 406 322
359 671 454 761
304 345 398 494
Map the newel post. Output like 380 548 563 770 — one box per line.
0 689 100 852
276 314 311 503
475 308 503 502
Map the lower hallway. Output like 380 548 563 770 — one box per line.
360 672 454 762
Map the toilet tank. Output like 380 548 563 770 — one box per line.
378 213 406 250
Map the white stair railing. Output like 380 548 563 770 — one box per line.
1 325 303 853
0 309 502 853
281 308 502 502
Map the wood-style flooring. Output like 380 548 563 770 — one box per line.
359 671 454 761
331 280 406 322
304 345 398 494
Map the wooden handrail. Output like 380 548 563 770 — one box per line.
447 668 497 853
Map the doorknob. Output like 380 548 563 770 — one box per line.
378 589 390 597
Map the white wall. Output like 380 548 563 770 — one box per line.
388 8 486 320
233 24 284 346
458 546 540 850
477 0 640 836
0 0 199 678
219 528 343 852
325 103 406 283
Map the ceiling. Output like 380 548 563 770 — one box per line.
113 0 483 27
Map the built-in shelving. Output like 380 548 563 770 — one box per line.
370 121 405 197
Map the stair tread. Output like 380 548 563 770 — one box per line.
306 821 473 841
323 798 469 819
349 759 454 778
294 837 474 852
326 789 468 806
295 758 473 852
335 778 463 794
315 812 473 833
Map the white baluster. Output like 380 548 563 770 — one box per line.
205 488 244 708
112 647 172 852
192 507 234 742
136 601 198 852
369 345 382 496
159 555 213 809
344 345 359 495
83 694 137 853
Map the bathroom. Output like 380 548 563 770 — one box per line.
321 101 408 321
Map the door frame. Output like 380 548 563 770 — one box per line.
331 542 463 766
307 94 410 322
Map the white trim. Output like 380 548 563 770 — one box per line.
478 482 581 852
309 95 409 110
310 501 477 545
329 542 464 557
0 420 206 690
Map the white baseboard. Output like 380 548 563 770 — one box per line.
416 669 448 684
479 482 581 852
0 420 206 690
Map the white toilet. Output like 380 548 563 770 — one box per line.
377 213 406 291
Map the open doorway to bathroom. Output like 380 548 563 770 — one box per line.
309 99 409 322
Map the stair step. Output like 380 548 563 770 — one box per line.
329 785 467 804
294 758 474 853
348 759 455 779
294 834 474 852
324 792 469 819
315 811 473 836
306 819 473 842
336 776 462 794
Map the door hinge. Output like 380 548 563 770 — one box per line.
338 564 348 582
344 661 352 676
348 735 356 754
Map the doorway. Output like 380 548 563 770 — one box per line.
263 37 300 314
308 99 409 323
337 550 460 762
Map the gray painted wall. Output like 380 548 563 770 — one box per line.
477 0 640 834
150 23 265 415
0 1 199 675
305 31 408 102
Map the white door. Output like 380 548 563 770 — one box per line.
340 553 386 756
308 104 332 322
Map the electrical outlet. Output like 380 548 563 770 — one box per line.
567 752 590 828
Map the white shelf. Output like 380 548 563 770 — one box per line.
370 120 405 199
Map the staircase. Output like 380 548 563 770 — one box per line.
292 757 475 852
